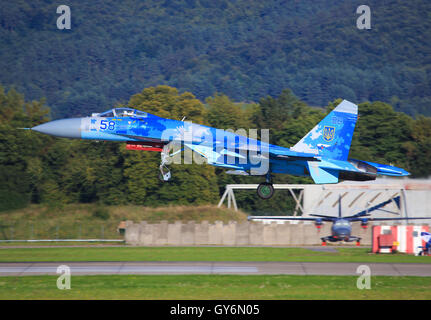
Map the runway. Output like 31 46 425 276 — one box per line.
1 261 430 276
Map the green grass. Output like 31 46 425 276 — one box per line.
0 204 247 240
1 247 430 264
0 275 430 299
1 246 429 300
0 241 125 246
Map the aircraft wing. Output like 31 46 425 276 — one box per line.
308 214 339 221
183 141 339 183
367 217 431 221
182 143 244 168
247 216 326 221
266 146 319 161
349 216 431 222
181 142 319 166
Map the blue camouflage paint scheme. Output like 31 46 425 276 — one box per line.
291 100 358 161
31 101 410 184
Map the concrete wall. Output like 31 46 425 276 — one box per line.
125 220 372 246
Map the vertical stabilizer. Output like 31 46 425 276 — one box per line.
291 100 358 161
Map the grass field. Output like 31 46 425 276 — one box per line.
1 246 430 300
0 241 125 246
1 207 429 301
0 246 430 264
0 204 247 240
0 274 430 299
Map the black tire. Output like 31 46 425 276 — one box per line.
257 182 274 200
159 172 170 182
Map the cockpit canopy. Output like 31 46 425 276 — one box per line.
94 108 148 118
334 220 350 227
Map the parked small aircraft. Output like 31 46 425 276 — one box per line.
248 197 431 245
30 100 409 199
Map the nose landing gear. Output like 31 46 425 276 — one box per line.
159 165 171 182
158 143 172 182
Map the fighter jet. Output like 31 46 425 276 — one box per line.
248 196 431 245
31 100 409 199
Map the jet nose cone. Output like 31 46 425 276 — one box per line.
335 227 351 237
32 118 81 138
400 169 410 176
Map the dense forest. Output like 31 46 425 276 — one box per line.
0 0 430 118
1 85 431 214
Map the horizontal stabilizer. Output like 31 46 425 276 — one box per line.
422 232 431 244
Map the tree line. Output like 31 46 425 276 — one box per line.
1 85 430 214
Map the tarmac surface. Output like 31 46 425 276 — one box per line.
1 261 430 276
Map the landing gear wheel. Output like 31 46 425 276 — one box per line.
158 166 171 182
257 182 274 200
158 172 171 182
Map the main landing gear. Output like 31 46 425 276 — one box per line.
257 174 274 200
321 240 360 246
320 236 361 246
